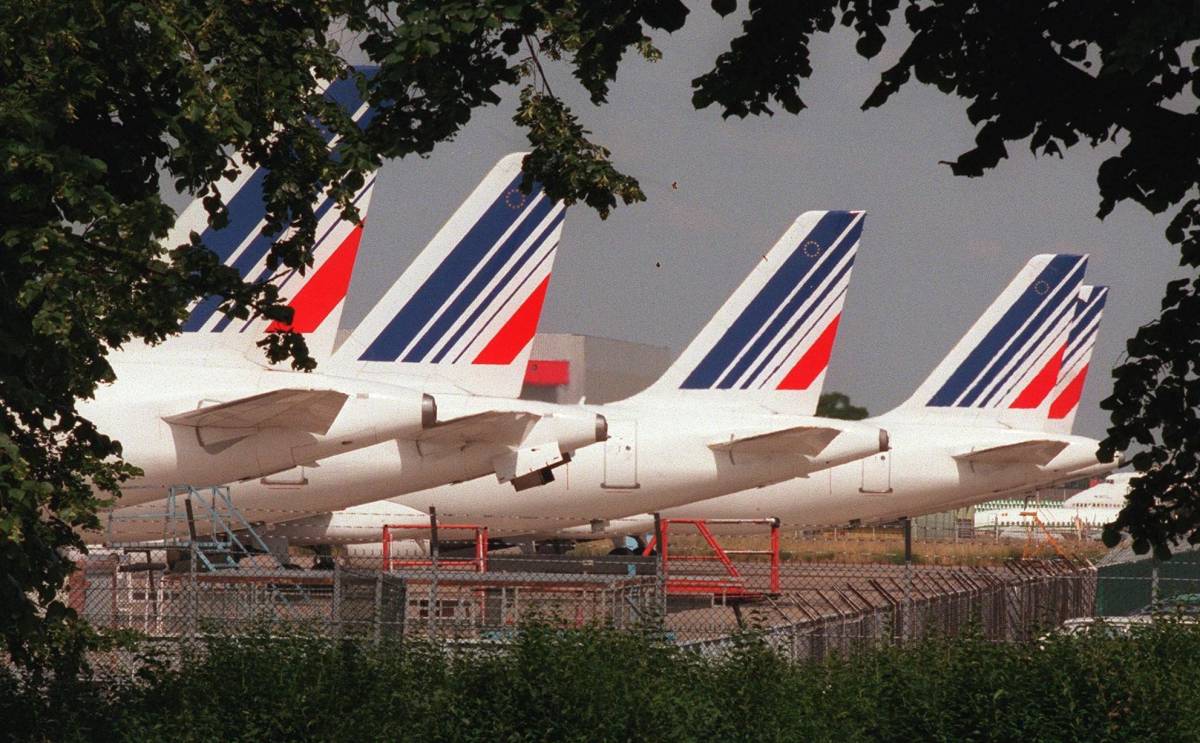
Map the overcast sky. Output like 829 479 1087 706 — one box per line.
340 11 1186 440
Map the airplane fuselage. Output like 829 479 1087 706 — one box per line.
241 399 888 546
84 350 431 506
558 420 1112 539
259 418 1109 547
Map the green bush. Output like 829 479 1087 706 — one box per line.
4 621 1200 742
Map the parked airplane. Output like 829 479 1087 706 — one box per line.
262 210 891 549
904 282 1112 511
974 471 1133 536
92 149 607 543
547 258 1116 543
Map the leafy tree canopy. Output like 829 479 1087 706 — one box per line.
3 0 1198 668
0 0 676 669
692 0 1200 558
817 392 869 421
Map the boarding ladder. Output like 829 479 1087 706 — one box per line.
107 485 288 572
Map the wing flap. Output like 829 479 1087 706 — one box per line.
164 389 349 434
953 439 1068 466
709 425 841 457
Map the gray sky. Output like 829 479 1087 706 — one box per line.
341 13 1186 440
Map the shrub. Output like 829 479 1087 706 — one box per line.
4 621 1200 742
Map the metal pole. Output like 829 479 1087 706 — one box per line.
429 507 439 639
652 513 665 629
429 507 440 565
903 517 913 641
188 543 198 643
1151 557 1160 604
333 562 342 639
374 573 383 645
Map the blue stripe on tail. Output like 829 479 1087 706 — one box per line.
680 211 857 389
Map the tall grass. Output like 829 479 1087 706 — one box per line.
5 621 1199 742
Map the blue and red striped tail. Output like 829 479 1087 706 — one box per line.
891 253 1089 430
330 153 564 398
172 70 379 360
635 210 863 415
1046 284 1108 433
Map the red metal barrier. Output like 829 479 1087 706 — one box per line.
642 518 780 599
381 522 488 572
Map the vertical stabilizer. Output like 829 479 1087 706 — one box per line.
634 210 864 415
166 72 379 362
888 253 1088 430
330 153 564 398
1046 285 1108 433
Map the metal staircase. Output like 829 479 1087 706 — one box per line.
106 485 316 616
107 485 287 571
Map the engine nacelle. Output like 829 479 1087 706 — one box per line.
802 422 890 471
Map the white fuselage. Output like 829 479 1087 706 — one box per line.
258 398 888 545
973 473 1131 533
263 418 1110 546
87 349 602 544
559 421 1111 539
84 350 429 505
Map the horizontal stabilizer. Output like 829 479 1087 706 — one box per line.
418 410 540 447
709 426 841 457
953 439 1068 466
164 389 349 434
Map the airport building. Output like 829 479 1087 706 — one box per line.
519 333 672 405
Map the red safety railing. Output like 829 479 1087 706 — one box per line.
642 518 780 598
381 522 489 573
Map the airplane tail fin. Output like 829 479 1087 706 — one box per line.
172 71 379 361
330 153 565 398
887 253 1089 430
634 210 864 415
1045 285 1108 434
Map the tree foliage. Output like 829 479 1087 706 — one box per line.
0 0 684 668
817 392 869 421
689 0 1200 557
3 0 1199 669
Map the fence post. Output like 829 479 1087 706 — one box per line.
374 573 383 645
653 513 665 630
333 561 342 639
429 507 439 640
903 517 913 641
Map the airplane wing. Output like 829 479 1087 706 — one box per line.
709 425 842 457
418 411 540 446
952 439 1069 466
163 389 349 434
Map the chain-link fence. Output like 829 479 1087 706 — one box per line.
66 541 1128 677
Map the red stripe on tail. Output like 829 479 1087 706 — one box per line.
1048 364 1089 420
472 275 551 365
268 223 364 333
777 314 841 391
1010 343 1065 409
